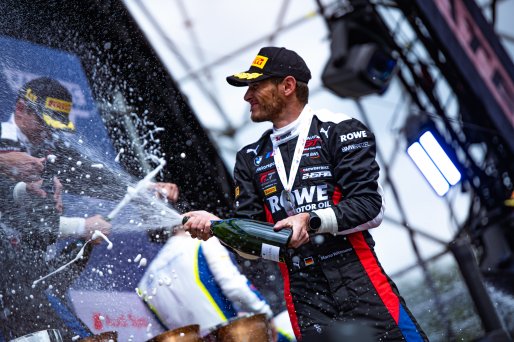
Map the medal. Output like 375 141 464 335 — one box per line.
280 190 297 217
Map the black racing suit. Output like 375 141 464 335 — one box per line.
0 122 124 340
233 106 428 341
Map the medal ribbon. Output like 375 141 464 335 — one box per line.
272 108 313 208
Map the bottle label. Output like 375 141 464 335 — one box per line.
261 243 280 262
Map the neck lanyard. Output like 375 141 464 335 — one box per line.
272 109 313 215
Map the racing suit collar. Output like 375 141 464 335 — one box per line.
270 105 313 147
9 113 30 147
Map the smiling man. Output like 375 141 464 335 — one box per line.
184 47 427 341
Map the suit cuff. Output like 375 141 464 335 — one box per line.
13 182 27 203
313 208 338 235
59 217 86 237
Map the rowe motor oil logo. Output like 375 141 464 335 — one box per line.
266 184 331 213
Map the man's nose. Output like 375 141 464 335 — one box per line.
243 88 252 102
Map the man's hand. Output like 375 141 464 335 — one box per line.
274 213 310 248
153 182 179 203
183 210 220 241
0 152 44 182
25 177 64 214
25 179 46 198
84 215 112 244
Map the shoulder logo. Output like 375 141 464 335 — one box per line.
320 125 331 138
340 130 367 142
247 145 259 156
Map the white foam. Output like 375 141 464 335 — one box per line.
92 230 113 250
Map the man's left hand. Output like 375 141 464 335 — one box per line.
274 213 310 248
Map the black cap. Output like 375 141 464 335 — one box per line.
226 47 311 87
19 77 75 131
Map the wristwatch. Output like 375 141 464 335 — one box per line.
308 212 322 232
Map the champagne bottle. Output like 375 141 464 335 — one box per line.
212 219 292 262
182 217 291 262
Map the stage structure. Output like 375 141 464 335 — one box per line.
317 0 514 340
1 0 513 340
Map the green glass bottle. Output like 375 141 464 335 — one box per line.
210 219 292 262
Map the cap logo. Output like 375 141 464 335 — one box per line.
45 97 72 114
24 88 38 102
251 55 268 69
42 113 75 130
233 72 263 80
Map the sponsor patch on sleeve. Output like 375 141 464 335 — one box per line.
341 141 370 153
339 130 368 142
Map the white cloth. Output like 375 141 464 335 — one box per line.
138 235 273 336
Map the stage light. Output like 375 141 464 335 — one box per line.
405 115 462 196
321 8 398 98
419 131 461 186
322 42 398 98
407 142 451 196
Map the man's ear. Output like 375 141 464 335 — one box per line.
282 76 297 97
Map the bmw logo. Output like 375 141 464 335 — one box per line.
254 156 263 166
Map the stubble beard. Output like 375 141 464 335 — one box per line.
250 89 285 123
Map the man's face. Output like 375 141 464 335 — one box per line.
15 100 52 142
243 79 286 123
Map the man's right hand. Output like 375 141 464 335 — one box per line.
25 176 64 214
182 210 220 240
0 152 44 182
84 215 112 244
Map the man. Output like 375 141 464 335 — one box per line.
0 77 178 340
138 226 294 340
0 77 113 250
184 47 427 341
